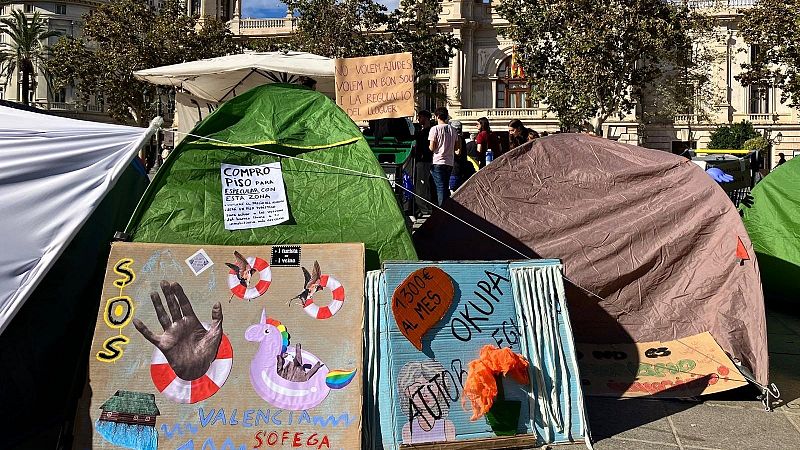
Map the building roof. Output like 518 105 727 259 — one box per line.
99 391 160 416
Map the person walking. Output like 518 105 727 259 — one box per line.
413 110 435 215
429 107 459 206
777 153 787 166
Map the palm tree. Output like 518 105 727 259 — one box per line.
0 10 59 105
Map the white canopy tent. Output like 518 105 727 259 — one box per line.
134 51 336 143
133 51 337 102
0 105 160 334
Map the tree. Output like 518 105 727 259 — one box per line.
641 14 724 126
496 0 700 134
282 0 395 59
47 0 238 125
252 0 459 102
389 0 460 103
737 0 800 109
708 121 759 150
0 10 60 105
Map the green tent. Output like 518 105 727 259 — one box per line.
742 157 800 300
126 84 417 269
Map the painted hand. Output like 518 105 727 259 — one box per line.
133 280 223 381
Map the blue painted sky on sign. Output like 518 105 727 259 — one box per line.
243 0 401 18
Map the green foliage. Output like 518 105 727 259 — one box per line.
496 0 700 133
253 0 459 98
282 0 394 59
46 0 239 125
743 136 769 153
738 0 800 109
0 10 60 105
707 121 760 150
641 13 724 125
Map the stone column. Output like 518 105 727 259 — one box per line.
449 29 463 109
460 24 474 109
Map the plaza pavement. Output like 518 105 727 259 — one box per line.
554 307 800 450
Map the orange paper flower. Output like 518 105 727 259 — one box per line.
461 345 530 420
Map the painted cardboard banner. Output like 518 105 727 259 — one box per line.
221 163 290 230
78 242 364 450
576 331 748 397
334 52 414 121
391 266 454 350
366 261 589 449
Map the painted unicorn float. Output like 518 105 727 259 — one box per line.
245 309 357 410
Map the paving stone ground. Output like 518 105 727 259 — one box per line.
553 307 800 450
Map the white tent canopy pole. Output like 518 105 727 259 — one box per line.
0 107 161 334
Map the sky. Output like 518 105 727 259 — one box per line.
243 0 401 19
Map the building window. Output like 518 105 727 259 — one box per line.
496 57 533 109
0 87 4 100
749 85 769 114
24 4 34 13
421 82 446 112
53 88 66 103
56 4 67 14
190 0 201 16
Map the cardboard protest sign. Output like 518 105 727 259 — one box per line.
576 331 748 397
79 242 364 450
391 266 454 350
365 261 590 449
334 52 414 121
221 163 290 230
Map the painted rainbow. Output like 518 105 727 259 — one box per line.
325 369 357 389
265 317 290 354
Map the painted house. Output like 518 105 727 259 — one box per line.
98 391 160 427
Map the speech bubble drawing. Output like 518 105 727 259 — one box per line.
391 266 455 350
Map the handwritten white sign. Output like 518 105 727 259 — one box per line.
220 162 289 230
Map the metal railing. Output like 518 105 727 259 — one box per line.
32 101 106 113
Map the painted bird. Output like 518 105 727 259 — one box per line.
288 260 323 307
225 251 255 288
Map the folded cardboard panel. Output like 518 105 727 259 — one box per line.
77 242 364 450
364 260 590 449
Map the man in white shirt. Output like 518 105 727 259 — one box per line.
428 107 460 206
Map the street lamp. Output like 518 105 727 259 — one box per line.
761 129 783 173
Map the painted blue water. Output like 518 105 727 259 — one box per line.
95 420 158 450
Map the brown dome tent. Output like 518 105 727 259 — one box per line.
414 133 768 391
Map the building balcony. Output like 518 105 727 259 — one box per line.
676 0 756 9
433 67 449 79
674 114 697 123
33 100 106 114
452 107 555 121
731 112 784 124
232 17 295 37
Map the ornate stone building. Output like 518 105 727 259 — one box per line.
229 0 797 165
0 1 109 120
1 0 796 165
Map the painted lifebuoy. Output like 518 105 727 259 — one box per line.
150 328 233 404
302 275 345 320
228 256 271 300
